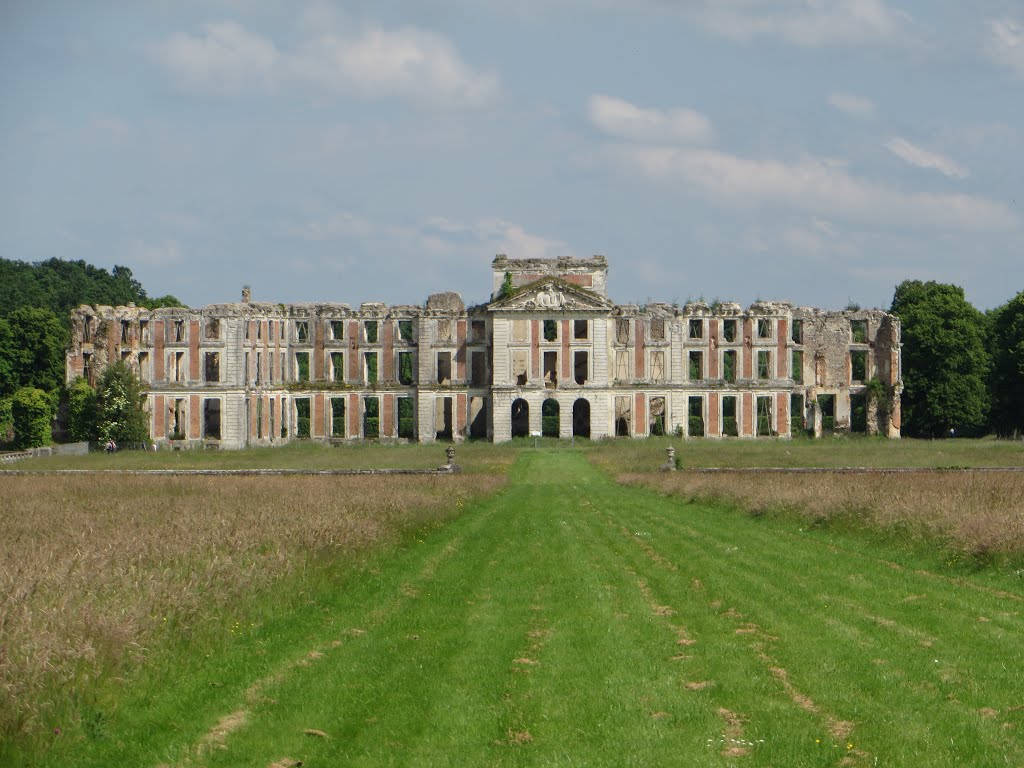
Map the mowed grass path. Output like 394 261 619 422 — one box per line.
90 452 1024 767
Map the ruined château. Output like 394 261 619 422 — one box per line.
66 256 902 447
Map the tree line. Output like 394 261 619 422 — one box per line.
0 258 181 448
0 257 1021 446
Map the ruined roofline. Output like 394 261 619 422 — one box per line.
492 254 608 270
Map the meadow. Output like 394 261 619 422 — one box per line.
2 438 1023 766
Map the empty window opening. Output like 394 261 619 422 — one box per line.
574 351 589 385
295 321 309 343
121 320 130 343
757 318 772 338
256 398 263 439
269 351 275 384
399 319 415 342
331 351 344 383
139 319 149 342
722 396 738 437
245 352 250 384
174 351 185 382
817 394 836 433
471 320 485 342
574 319 588 340
616 319 631 344
757 350 771 380
791 393 805 435
572 398 591 438
398 397 415 439
723 319 737 343
688 319 703 339
172 398 186 438
121 349 132 362
255 351 262 385
330 320 344 340
756 396 773 436
851 392 868 434
471 351 486 386
363 397 379 438
689 351 703 380
792 350 804 383
469 397 487 439
435 319 451 343
398 351 414 385
364 352 378 385
512 350 528 385
269 398 275 441
204 352 220 383
650 318 666 341
512 319 529 343
203 399 222 440
511 398 529 438
137 351 149 381
364 321 378 343
543 351 558 388
295 398 311 438
295 352 310 382
649 396 666 436
279 321 286 341
851 350 868 383
205 318 220 340
331 397 346 437
651 351 666 382
688 396 704 437
542 398 560 437
615 349 630 380
791 318 803 344
851 319 868 344
437 352 452 385
174 320 185 342
256 321 262 340
280 397 287 438
723 350 737 383
615 396 632 437
543 319 558 342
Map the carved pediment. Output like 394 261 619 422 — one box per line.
488 278 613 312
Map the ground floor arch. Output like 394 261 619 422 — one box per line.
572 398 591 438
511 398 530 438
542 398 560 437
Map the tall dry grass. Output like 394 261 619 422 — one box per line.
621 470 1024 561
0 473 503 744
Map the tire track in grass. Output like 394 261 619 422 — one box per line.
602 475 1024 768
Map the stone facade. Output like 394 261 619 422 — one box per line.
65 256 902 448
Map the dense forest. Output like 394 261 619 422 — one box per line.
0 258 181 446
0 257 1022 446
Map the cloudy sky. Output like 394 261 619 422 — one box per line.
1 1 1022 311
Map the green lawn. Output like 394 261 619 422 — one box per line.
32 450 1023 768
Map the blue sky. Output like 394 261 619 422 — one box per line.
1 0 1021 311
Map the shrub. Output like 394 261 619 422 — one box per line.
12 387 53 449
66 377 98 442
96 361 149 444
0 396 12 444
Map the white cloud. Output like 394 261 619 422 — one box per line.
130 238 185 267
152 20 497 106
608 145 1015 232
986 17 1024 79
285 210 373 241
884 137 969 179
685 0 913 47
588 94 713 144
827 91 875 119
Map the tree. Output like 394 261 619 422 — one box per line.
0 307 69 396
96 361 149 445
12 387 53 449
66 376 99 442
989 290 1024 437
890 280 991 437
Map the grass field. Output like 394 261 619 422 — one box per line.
3 443 1024 767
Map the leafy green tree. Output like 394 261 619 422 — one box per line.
12 387 53 448
0 396 12 444
989 290 1024 437
891 280 991 437
96 361 149 445
0 307 69 396
66 376 99 442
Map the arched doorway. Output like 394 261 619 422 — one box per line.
511 398 529 438
542 398 560 437
572 398 591 438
